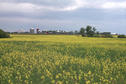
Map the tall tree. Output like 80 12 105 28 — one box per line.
93 27 96 32
86 25 93 37
80 25 97 37
80 27 86 37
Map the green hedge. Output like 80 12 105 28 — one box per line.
0 29 10 38
118 35 126 38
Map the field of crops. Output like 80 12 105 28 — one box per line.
0 35 126 84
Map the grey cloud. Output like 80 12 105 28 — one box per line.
0 0 76 8
0 0 126 34
0 0 126 14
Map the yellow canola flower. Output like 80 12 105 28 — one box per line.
8 80 11 83
56 75 59 79
86 80 90 84
57 81 63 84
88 71 91 75
51 80 55 83
41 76 45 80
79 75 82 80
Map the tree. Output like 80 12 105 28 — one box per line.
118 35 126 38
0 29 10 38
93 27 96 33
85 25 96 37
86 25 92 34
80 27 86 37
80 25 98 37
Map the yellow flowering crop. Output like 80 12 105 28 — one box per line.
0 35 126 84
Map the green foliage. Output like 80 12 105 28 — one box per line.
102 34 113 38
0 35 126 84
86 25 96 37
0 29 10 38
79 26 115 38
80 27 86 37
118 35 126 38
93 34 101 37
80 25 97 37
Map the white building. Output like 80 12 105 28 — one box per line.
30 28 34 33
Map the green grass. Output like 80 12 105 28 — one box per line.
0 35 126 84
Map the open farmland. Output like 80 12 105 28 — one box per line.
0 35 126 84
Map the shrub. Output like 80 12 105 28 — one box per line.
118 35 126 38
100 34 113 38
0 29 10 38
82 34 87 37
93 34 101 37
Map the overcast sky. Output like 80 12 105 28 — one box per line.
0 0 126 34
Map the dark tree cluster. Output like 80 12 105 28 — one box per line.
118 35 126 38
0 29 10 38
80 25 97 37
80 25 113 38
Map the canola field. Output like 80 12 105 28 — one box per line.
0 35 126 84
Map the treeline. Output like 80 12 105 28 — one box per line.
0 29 10 38
80 25 99 37
0 28 126 38
80 25 126 38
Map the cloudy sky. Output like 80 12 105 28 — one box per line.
0 0 126 34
